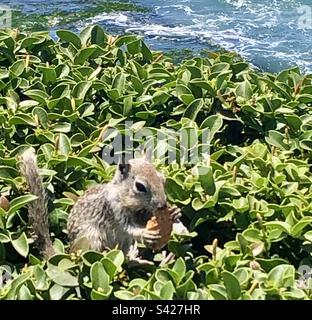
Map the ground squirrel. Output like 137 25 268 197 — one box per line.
19 148 181 259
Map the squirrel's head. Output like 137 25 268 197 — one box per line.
112 158 167 214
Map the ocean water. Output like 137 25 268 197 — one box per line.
3 0 312 73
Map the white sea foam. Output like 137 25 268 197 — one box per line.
155 4 194 15
90 12 128 26
78 0 310 73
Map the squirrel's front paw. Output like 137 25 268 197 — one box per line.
142 229 162 246
127 242 139 260
168 205 182 222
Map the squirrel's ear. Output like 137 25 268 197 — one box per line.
141 148 152 162
118 163 130 177
113 162 131 182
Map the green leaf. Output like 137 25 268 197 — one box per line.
256 258 288 273
127 39 141 54
17 285 33 300
105 250 124 270
176 270 196 299
141 41 153 62
172 258 186 282
24 89 49 104
232 62 249 74
57 133 72 155
51 122 71 133
82 251 105 266
46 265 79 287
32 107 49 128
114 290 145 300
91 25 108 46
74 46 98 65
265 130 289 150
209 284 228 300
32 265 49 291
165 178 190 205
160 281 175 300
101 257 117 279
291 217 312 236
264 221 291 235
50 284 70 300
9 114 36 127
57 30 82 48
91 288 113 300
267 264 295 288
112 72 126 93
107 88 120 101
222 271 241 300
9 60 25 78
235 79 252 100
155 269 179 286
20 36 45 49
200 114 223 138
91 261 112 297
115 35 138 47
299 140 312 151
304 231 312 242
197 166 216 195
11 232 29 257
39 66 57 84
176 84 193 99
233 268 250 288
233 197 249 213
0 166 18 179
8 195 38 215
6 273 31 300
73 81 92 101
190 79 216 96
183 98 204 120
19 100 39 109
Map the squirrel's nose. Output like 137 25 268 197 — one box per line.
157 204 166 210
156 199 167 210
152 195 167 210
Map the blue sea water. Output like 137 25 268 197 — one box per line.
2 0 312 73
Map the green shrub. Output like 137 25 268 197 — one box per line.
0 25 311 300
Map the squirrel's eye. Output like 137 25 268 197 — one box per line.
135 181 147 193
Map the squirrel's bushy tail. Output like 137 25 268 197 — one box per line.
20 148 54 258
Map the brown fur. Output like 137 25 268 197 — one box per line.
20 151 168 258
